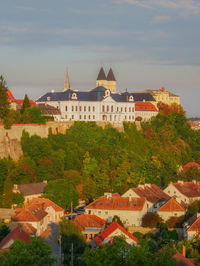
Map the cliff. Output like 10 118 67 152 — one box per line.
0 134 23 160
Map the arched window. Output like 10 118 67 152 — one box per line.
111 106 113 112
102 105 105 112
71 93 77 100
107 105 109 112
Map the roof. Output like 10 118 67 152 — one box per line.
0 209 16 220
6 90 15 101
12 205 48 222
187 216 200 232
25 198 64 212
97 67 107 80
130 184 170 204
94 221 139 245
171 181 200 198
85 194 146 211
183 162 200 170
15 99 36 106
130 92 156 102
74 214 106 230
0 226 30 250
36 87 136 103
158 198 185 212
135 102 158 112
173 251 195 266
9 222 37 235
36 103 61 115
16 182 47 196
146 89 179 98
107 68 116 81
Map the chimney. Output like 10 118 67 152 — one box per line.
182 245 186 257
110 237 113 244
178 180 184 184
43 180 48 184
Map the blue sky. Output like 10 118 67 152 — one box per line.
0 0 200 117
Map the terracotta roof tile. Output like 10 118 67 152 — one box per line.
25 198 64 212
74 214 106 230
12 204 48 222
183 162 200 170
187 216 200 232
158 198 185 212
172 181 200 198
94 221 139 245
135 102 158 111
173 251 195 266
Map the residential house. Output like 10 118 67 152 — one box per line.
36 103 62 121
94 221 139 246
25 198 64 224
184 213 200 240
135 102 158 121
6 90 36 110
11 204 48 236
122 184 170 213
0 208 16 223
157 198 185 222
0 226 30 251
164 180 200 204
13 181 47 203
85 193 147 226
74 213 106 241
183 162 200 171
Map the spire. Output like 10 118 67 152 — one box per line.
107 68 116 81
97 67 106 81
63 71 71 92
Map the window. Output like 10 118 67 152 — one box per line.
79 106 82 111
129 107 131 112
84 115 86 119
121 107 123 112
72 106 74 111
84 106 86 112
75 106 78 111
102 105 105 112
93 106 95 112
125 116 127 120
105 211 108 215
117 107 119 112
132 107 134 112
129 115 131 120
88 106 91 112
79 115 82 119
111 106 113 112
93 115 95 119
65 115 67 119
107 105 109 112
132 116 134 120
98 211 101 214
72 115 74 119
125 107 127 112
89 115 91 120
65 106 68 111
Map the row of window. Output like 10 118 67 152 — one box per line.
64 115 135 121
102 106 134 113
65 105 135 113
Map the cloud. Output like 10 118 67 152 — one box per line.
151 16 171 24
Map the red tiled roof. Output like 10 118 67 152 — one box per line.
187 216 200 232
15 99 36 106
25 198 64 212
12 204 48 222
135 102 158 112
172 181 200 198
85 195 146 211
74 214 106 230
183 162 200 170
158 198 185 212
0 226 30 250
173 251 195 266
131 184 170 204
94 221 139 245
6 90 15 101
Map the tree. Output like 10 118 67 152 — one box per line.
21 94 31 114
1 176 13 208
142 212 162 228
0 75 10 120
0 220 10 242
0 237 56 266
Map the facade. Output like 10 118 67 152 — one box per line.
164 180 200 204
85 193 147 227
135 102 158 121
36 103 62 121
146 87 180 106
37 86 135 122
13 181 47 203
157 198 185 221
74 213 106 241
94 221 139 246
122 184 170 213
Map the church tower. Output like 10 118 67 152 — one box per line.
96 67 107 88
106 68 116 93
63 71 71 92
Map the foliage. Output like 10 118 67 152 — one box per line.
186 200 200 219
112 215 124 227
0 75 10 121
142 212 162 228
0 237 56 266
166 215 184 228
0 221 10 242
12 193 24 207
21 94 31 114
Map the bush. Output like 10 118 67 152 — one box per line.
166 215 184 228
142 212 163 228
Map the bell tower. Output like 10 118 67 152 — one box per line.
96 67 107 88
106 68 116 93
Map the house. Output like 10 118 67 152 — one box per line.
13 181 47 203
36 103 62 121
135 102 158 121
6 90 36 110
0 209 16 223
11 204 48 236
25 198 64 224
122 184 170 213
0 226 30 251
164 180 200 204
74 213 106 241
184 213 200 240
36 68 136 123
183 162 200 171
157 198 185 222
94 221 139 246
173 251 195 266
85 193 147 226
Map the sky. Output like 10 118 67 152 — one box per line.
0 0 200 117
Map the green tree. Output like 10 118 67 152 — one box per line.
1 176 13 208
21 94 31 114
0 237 56 266
0 75 10 120
0 220 10 242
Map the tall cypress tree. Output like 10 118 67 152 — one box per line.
21 94 31 114
0 75 10 120
2 176 13 208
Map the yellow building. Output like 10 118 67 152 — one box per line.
146 87 180 106
96 67 116 93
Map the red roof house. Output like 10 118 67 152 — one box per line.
94 221 139 246
6 90 36 110
183 162 200 171
0 226 30 251
157 198 185 221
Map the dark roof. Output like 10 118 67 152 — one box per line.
107 68 116 81
36 103 61 115
17 182 46 196
97 67 106 80
131 93 156 102
37 87 136 103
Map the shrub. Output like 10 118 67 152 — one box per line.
142 212 162 228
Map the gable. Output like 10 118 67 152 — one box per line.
122 189 140 198
101 96 116 103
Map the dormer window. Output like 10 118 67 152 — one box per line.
129 95 134 102
105 90 110 97
71 93 77 100
47 96 51 101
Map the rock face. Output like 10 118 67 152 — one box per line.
0 134 23 160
